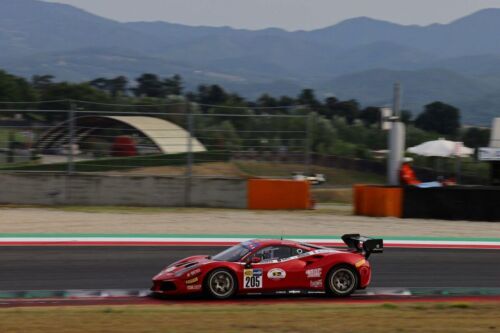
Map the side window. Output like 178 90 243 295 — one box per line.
254 246 294 262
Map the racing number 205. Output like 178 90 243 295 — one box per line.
243 269 263 289
245 276 261 288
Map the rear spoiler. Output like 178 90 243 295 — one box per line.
341 234 383 258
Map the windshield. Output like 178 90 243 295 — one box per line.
212 244 251 262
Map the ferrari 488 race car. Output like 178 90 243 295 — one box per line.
151 234 383 299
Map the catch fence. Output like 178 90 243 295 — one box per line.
0 100 312 179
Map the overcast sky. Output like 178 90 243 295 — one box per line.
44 0 500 31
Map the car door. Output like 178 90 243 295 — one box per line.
242 246 307 292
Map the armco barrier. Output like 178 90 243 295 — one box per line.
0 173 314 210
0 173 247 208
248 179 311 210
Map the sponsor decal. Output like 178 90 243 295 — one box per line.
243 269 263 289
267 268 286 280
305 268 322 278
310 279 323 288
187 268 201 277
187 284 202 290
185 277 199 285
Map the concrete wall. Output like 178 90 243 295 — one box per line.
0 173 247 208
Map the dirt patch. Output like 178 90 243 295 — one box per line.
112 162 248 177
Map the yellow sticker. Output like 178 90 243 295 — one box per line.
185 277 199 285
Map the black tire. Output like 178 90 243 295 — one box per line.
325 265 358 297
204 269 237 300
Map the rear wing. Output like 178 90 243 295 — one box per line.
341 234 383 258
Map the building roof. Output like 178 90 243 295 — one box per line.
35 115 206 154
107 116 205 154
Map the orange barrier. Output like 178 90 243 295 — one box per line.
248 179 312 210
354 185 403 218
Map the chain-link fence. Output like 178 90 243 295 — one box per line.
0 100 494 187
0 100 312 179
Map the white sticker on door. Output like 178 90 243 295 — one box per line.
244 268 263 289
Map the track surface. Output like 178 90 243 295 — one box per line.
1 247 499 290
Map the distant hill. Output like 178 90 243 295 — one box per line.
1 0 500 124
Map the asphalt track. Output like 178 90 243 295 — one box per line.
1 246 499 291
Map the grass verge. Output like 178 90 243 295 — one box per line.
0 302 498 333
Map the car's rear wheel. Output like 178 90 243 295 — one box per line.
325 265 358 297
205 269 237 299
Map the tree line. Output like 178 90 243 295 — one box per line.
0 69 491 158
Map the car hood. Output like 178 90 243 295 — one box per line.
153 255 212 280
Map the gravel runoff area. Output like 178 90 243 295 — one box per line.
1 205 500 238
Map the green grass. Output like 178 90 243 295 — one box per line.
0 302 497 333
0 151 230 172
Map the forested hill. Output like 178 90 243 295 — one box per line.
2 0 500 124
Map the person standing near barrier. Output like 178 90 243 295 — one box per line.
399 157 421 186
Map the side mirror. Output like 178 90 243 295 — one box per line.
245 256 261 268
251 256 262 264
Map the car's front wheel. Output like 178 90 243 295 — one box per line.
204 269 237 299
325 265 358 297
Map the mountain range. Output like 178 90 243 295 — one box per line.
1 0 500 124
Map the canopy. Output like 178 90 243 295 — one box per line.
407 138 473 157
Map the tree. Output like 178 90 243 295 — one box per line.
359 107 381 127
89 76 128 97
31 75 54 90
322 96 339 118
133 73 165 98
163 74 183 96
400 110 413 124
0 70 37 102
332 99 360 125
462 127 490 148
89 78 109 91
196 84 228 108
38 82 111 122
257 94 278 108
414 101 461 136
109 76 128 97
297 89 321 111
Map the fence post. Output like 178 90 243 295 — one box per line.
7 130 14 163
305 112 314 174
184 103 194 207
67 102 76 175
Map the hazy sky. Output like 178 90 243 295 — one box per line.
44 0 500 31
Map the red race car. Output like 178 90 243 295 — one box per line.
151 234 383 299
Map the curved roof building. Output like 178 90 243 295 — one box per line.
35 116 206 154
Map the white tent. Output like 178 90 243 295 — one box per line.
407 138 473 157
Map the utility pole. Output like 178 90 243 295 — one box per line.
387 83 405 186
